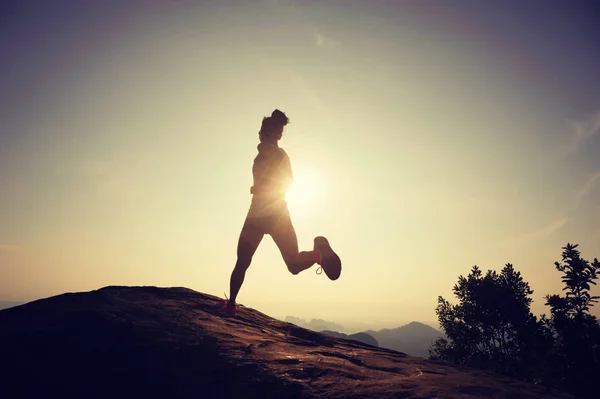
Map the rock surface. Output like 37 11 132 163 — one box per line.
0 286 573 399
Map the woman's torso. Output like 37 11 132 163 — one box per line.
247 143 293 218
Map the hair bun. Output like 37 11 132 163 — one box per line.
271 109 289 126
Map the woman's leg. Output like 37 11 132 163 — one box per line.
229 219 264 304
270 214 318 275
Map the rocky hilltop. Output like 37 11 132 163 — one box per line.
0 286 573 399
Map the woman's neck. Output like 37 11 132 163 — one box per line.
261 140 279 147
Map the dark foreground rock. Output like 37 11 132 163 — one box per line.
0 286 573 399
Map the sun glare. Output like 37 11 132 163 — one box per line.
286 167 324 217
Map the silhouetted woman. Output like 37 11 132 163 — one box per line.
218 109 341 316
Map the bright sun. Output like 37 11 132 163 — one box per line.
286 167 324 217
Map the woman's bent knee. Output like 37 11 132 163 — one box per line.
286 261 300 275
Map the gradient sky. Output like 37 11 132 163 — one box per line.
1 0 600 330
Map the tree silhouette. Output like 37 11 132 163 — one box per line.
431 243 600 396
542 243 600 399
430 264 549 381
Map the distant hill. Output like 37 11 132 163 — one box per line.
320 330 379 347
285 316 445 359
284 316 345 332
0 301 23 310
366 322 445 358
0 286 573 399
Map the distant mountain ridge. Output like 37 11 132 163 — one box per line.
0 301 24 310
366 322 445 358
319 330 379 347
284 316 345 332
285 317 445 358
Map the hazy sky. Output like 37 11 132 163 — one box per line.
1 0 600 330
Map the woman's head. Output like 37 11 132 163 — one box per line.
259 109 289 143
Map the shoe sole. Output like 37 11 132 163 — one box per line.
314 236 341 281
